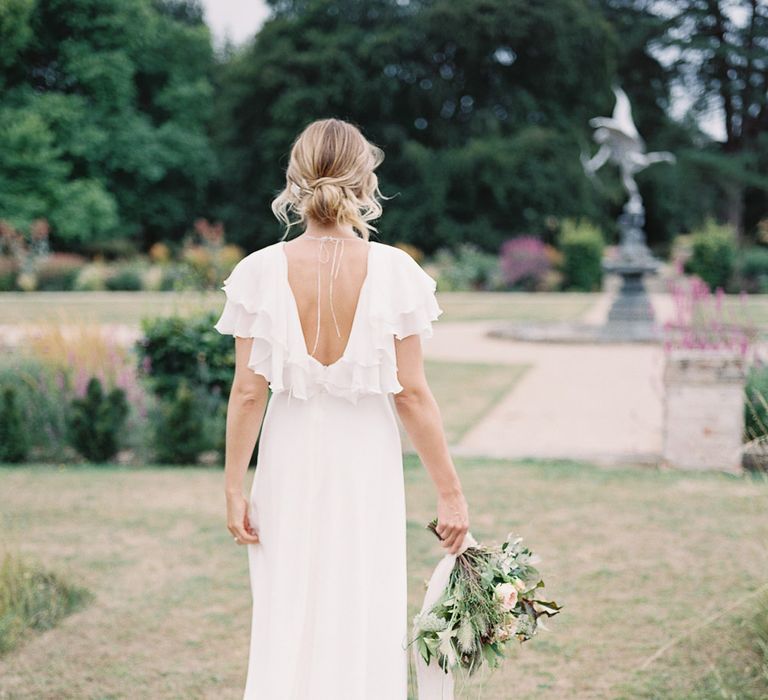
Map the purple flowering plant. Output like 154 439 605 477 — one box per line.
662 275 757 357
498 236 553 291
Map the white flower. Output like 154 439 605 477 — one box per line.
414 611 447 633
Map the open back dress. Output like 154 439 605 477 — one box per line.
213 237 443 699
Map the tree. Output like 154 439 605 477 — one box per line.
653 0 768 238
213 0 617 253
67 377 129 462
0 0 217 249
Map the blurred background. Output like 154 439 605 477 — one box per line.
1 1 768 698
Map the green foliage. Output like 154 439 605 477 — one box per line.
213 0 614 253
0 550 91 655
0 0 216 247
67 377 129 462
0 357 70 460
0 386 29 463
105 262 144 291
152 379 207 465
735 246 768 294
686 219 737 291
136 311 234 400
432 243 501 291
73 263 110 291
35 253 86 291
745 363 768 442
0 0 34 81
558 218 604 291
0 257 14 291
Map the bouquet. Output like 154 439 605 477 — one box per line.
411 519 562 677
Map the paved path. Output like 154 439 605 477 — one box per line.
424 293 676 464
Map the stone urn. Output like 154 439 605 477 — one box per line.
662 349 747 473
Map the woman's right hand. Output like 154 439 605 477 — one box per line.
435 490 469 555
226 492 261 545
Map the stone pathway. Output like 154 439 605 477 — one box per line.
424 293 677 465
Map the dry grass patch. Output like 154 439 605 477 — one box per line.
0 461 766 699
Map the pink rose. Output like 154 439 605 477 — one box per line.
495 582 518 611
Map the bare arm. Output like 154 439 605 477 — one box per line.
394 333 469 554
224 336 269 545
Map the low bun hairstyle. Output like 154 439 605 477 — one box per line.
271 118 391 241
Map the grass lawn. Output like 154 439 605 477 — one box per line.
6 289 768 328
1 461 766 699
0 290 596 327
424 359 528 445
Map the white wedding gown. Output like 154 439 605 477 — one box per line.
214 238 443 699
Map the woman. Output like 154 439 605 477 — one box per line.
214 118 470 699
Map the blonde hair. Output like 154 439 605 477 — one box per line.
271 118 390 241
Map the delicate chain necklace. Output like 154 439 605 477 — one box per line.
295 234 368 359
302 234 364 241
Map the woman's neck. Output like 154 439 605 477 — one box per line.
301 223 360 240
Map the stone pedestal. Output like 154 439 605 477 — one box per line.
599 202 661 343
662 350 746 473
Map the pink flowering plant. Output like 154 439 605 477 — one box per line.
411 519 562 675
662 275 757 356
498 236 553 291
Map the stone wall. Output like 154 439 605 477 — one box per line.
662 351 746 473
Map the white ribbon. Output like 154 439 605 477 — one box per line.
414 531 478 700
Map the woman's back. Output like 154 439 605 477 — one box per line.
283 235 371 368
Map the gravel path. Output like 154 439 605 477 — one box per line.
424 293 677 464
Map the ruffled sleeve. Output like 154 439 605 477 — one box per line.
213 252 263 337
384 247 444 341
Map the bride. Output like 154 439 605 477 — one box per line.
214 117 470 699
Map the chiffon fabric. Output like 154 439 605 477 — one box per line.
214 239 443 699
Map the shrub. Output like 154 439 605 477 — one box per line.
67 377 129 462
181 243 244 290
73 262 110 291
105 262 144 291
0 386 29 463
558 218 604 291
136 311 234 401
0 357 71 461
152 380 207 465
158 262 200 291
686 219 737 291
0 550 91 655
735 247 768 294
36 253 86 291
0 256 17 291
148 241 171 263
141 265 165 291
499 236 553 291
433 243 501 291
745 361 768 442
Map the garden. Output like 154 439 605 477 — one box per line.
2 0 768 697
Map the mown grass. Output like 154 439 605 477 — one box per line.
0 290 595 327
0 550 91 655
616 589 768 699
424 359 528 444
0 461 766 699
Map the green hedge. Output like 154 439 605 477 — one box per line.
558 218 604 291
686 219 737 291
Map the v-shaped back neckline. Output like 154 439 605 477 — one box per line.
281 239 374 370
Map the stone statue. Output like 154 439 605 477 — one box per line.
581 86 675 215
580 86 676 339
